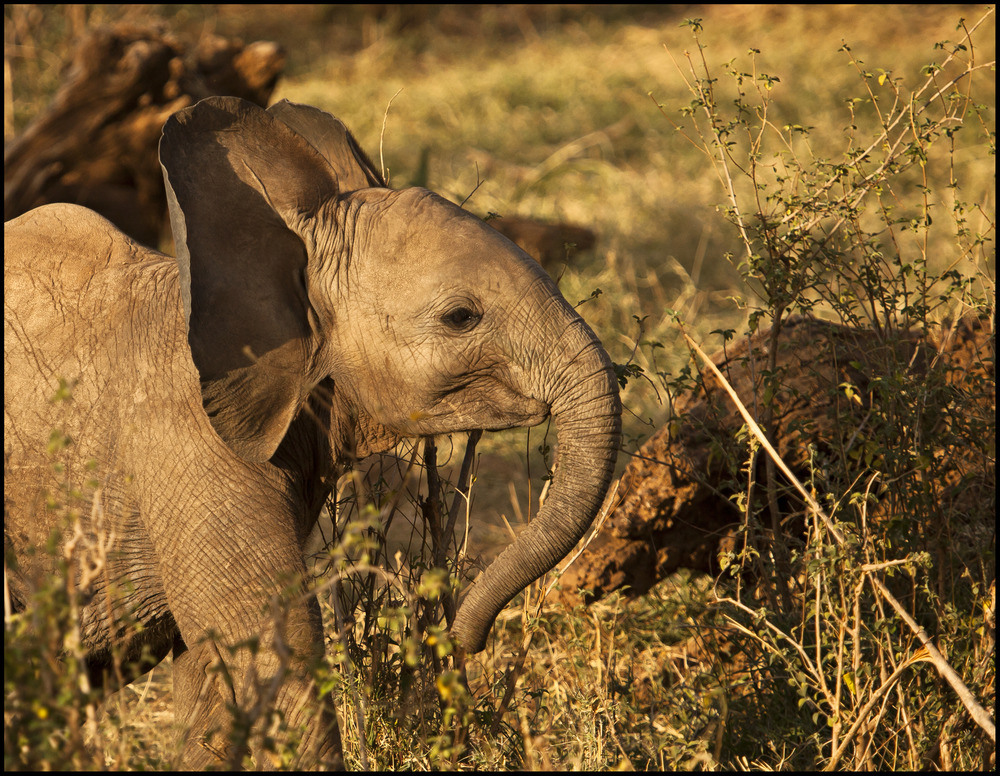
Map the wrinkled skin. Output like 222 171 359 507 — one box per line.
4 97 621 769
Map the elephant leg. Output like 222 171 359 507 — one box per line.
149 482 344 768
169 583 344 769
172 636 239 768
173 629 344 770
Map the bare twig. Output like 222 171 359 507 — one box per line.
379 87 404 183
825 648 932 771
446 430 482 547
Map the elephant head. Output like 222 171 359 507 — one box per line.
159 97 622 652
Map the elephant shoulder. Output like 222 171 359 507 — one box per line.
5 202 198 448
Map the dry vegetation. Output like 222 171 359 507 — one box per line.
4 4 995 770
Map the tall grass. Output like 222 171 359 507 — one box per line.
4 4 995 770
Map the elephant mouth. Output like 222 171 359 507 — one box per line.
476 403 549 431
405 380 550 435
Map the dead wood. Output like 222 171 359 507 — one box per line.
4 24 285 247
487 214 596 272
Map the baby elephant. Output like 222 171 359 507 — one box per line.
3 97 621 768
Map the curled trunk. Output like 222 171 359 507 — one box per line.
451 328 621 653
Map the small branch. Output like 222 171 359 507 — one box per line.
459 163 485 209
378 87 404 184
446 430 482 542
825 648 931 771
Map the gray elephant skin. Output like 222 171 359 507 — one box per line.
4 97 621 768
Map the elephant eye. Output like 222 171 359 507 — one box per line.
441 305 481 331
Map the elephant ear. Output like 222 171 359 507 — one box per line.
268 99 386 190
159 95 340 462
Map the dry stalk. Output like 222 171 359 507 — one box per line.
825 647 932 770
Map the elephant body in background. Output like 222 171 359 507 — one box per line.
3 98 621 768
5 204 339 764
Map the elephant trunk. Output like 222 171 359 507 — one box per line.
450 326 622 653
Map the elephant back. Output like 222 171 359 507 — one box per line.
4 203 206 563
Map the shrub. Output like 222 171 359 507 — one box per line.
633 10 995 769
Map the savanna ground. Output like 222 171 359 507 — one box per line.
4 4 995 770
